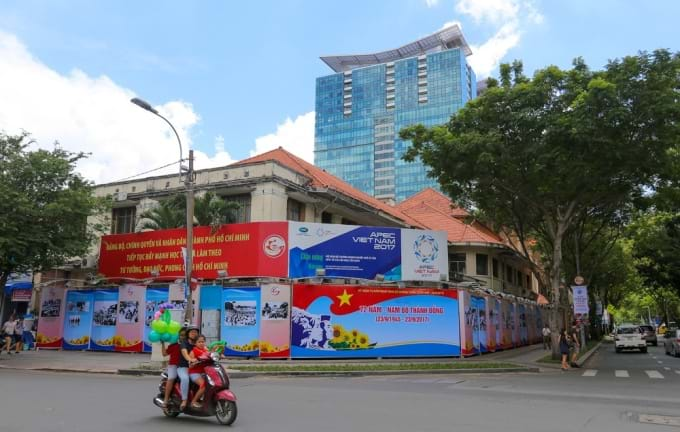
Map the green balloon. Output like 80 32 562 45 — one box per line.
151 319 168 334
168 320 181 335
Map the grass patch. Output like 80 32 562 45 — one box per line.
231 362 522 372
538 339 601 364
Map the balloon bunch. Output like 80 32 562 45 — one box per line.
148 304 182 344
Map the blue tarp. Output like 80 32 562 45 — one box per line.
4 281 33 294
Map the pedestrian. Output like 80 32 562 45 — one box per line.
13 318 23 353
2 314 17 355
160 328 186 409
559 328 570 371
542 324 551 350
570 326 581 368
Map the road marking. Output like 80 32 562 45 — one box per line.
675 370 680 375
645 370 664 379
657 361 664 364
615 370 629 378
582 369 597 377
652 356 658 359
664 367 671 370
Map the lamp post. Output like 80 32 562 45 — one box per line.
131 97 195 324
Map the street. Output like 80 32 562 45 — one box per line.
1 343 679 432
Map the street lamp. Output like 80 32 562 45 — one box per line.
130 97 195 324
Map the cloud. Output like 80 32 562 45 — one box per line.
425 0 440 7
440 20 463 31
0 30 230 184
451 0 544 78
251 111 315 163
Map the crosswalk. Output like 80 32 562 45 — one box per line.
580 368 680 379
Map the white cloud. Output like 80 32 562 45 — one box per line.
440 20 463 31
193 134 236 169
0 30 232 184
451 0 544 78
425 0 440 7
251 111 315 163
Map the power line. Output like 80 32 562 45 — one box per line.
109 159 182 183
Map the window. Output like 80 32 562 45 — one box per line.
505 264 513 283
526 274 531 290
518 270 524 288
492 258 499 278
286 199 305 222
476 254 488 276
226 194 251 223
449 253 466 279
321 212 333 223
111 206 136 234
341 218 356 225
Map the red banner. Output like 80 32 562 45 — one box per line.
99 222 288 280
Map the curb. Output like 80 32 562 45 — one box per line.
575 340 603 368
0 365 118 375
118 366 538 378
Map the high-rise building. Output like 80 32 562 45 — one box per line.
314 25 476 203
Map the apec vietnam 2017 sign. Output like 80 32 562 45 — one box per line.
288 222 448 281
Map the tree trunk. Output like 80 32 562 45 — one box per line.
0 271 10 322
549 229 565 360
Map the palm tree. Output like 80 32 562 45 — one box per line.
136 192 240 232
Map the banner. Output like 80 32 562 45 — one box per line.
573 286 589 314
459 290 473 356
221 287 260 357
99 222 288 280
260 283 291 358
501 300 513 350
471 295 488 353
63 290 94 350
288 222 448 281
115 285 145 352
143 287 169 352
512 302 520 347
37 286 65 349
518 304 528 345
90 289 118 351
11 289 31 302
487 297 498 353
291 284 459 358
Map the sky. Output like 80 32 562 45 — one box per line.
0 0 678 185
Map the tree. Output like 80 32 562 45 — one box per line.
136 192 240 232
400 51 680 355
0 132 107 300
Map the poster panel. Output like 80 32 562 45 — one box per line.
37 286 65 349
400 229 449 281
487 297 497 353
501 300 513 350
519 304 528 345
260 283 291 358
572 286 589 314
292 284 460 358
63 290 94 350
99 222 288 280
221 287 260 357
459 290 474 356
471 295 487 353
289 222 401 280
143 287 169 352
512 302 520 347
115 285 145 352
90 289 119 351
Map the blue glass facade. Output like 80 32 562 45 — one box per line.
315 48 476 202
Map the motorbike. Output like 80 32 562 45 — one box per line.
153 351 237 425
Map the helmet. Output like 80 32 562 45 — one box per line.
185 325 199 334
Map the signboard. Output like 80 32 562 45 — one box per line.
572 285 589 314
595 300 603 316
63 290 94 350
91 289 119 351
115 285 145 352
260 283 291 358
221 287 261 357
143 288 169 352
37 287 65 349
99 222 288 280
11 289 32 302
291 284 460 358
288 222 448 281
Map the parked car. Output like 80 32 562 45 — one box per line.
663 328 680 357
639 325 658 346
615 325 647 353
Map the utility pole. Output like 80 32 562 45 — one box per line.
184 149 195 324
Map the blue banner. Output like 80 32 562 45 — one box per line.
143 287 169 352
90 290 118 351
289 223 401 280
63 290 94 350
471 296 488 353
221 287 260 357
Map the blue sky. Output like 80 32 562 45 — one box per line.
0 0 678 184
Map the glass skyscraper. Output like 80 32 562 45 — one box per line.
314 26 476 203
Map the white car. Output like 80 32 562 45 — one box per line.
615 325 647 353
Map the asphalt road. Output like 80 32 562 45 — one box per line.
0 344 679 432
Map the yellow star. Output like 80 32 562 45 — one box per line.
337 289 353 307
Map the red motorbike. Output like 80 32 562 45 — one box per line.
153 351 237 425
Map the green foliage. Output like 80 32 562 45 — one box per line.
0 132 108 285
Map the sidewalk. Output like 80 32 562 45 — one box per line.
0 344 546 376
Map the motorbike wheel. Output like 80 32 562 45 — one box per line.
215 400 237 425
163 409 180 418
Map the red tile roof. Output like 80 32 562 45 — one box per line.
231 147 422 227
397 188 504 244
